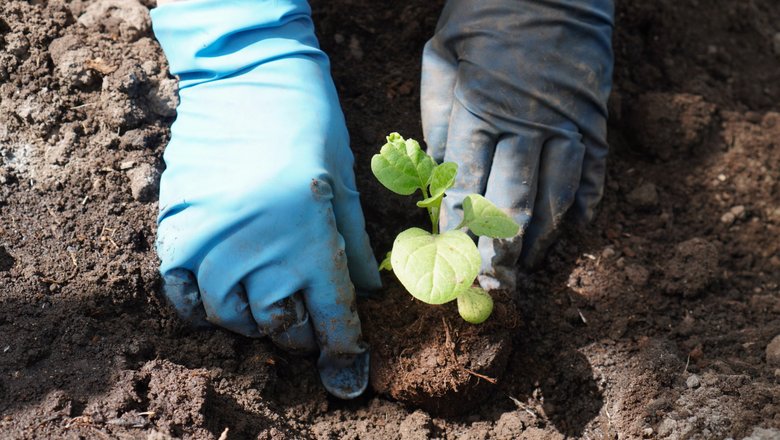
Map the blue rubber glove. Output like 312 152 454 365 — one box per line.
422 0 614 290
150 0 381 399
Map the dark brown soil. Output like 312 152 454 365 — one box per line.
361 279 518 417
1 0 779 439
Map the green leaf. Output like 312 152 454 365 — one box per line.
428 162 458 199
378 251 393 271
457 287 494 324
416 193 443 208
460 194 520 238
370 133 436 196
414 162 457 208
390 228 481 305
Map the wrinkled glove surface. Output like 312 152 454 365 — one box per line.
422 0 614 289
151 0 380 399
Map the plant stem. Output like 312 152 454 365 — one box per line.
431 200 440 235
421 187 439 234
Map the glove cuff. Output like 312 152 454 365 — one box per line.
151 0 322 88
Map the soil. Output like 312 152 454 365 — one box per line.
361 280 518 417
1 0 779 439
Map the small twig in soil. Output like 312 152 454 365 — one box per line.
507 395 538 418
70 102 98 110
218 427 229 440
35 414 61 428
683 354 690 374
99 224 120 249
464 368 497 384
68 249 78 268
565 292 588 325
604 402 615 433
578 308 588 325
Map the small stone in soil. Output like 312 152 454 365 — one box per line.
721 205 747 225
686 374 700 389
765 335 780 366
126 163 160 202
730 205 746 218
148 78 179 118
349 36 364 60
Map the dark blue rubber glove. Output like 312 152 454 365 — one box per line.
150 0 380 399
422 0 614 290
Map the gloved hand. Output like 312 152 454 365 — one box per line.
421 0 613 290
150 0 381 399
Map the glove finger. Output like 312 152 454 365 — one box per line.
161 268 211 328
330 173 382 296
421 39 457 162
478 127 546 289
199 281 262 338
571 134 609 224
242 269 317 354
519 128 586 268
303 224 368 399
440 99 499 231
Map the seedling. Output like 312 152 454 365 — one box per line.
371 133 520 324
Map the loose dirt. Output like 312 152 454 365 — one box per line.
0 0 779 439
362 281 518 417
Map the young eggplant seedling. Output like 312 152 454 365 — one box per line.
371 133 520 324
